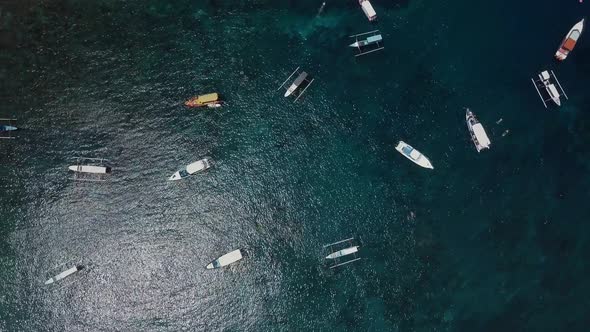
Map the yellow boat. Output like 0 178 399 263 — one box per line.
184 93 223 108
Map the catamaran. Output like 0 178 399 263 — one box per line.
206 249 243 269
555 19 584 61
168 158 211 181
465 109 491 152
45 265 83 285
395 141 433 169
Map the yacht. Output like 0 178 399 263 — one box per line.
395 141 433 169
555 19 584 61
465 109 491 152
169 158 211 181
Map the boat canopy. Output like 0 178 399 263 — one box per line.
472 124 490 147
197 93 219 104
366 35 382 44
186 160 208 174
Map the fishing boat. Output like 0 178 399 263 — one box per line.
68 164 112 174
284 72 308 97
45 265 83 285
0 118 17 139
395 141 434 169
206 249 243 269
184 93 223 108
325 246 359 259
531 70 567 108
465 109 491 152
0 124 17 132
168 158 211 181
555 19 584 61
69 157 112 181
359 0 377 21
323 238 361 269
277 67 314 102
349 30 384 56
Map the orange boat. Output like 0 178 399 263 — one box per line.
555 19 584 61
184 93 223 108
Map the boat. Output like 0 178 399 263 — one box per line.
168 158 211 181
465 109 491 152
184 93 223 108
359 0 377 21
206 249 243 269
45 265 83 285
325 246 359 260
531 70 568 108
395 141 434 169
68 165 112 174
349 34 382 49
0 125 17 132
284 72 308 97
555 19 584 61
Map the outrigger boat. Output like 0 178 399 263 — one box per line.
465 109 491 152
555 19 584 61
395 141 433 169
531 70 568 108
0 118 17 139
69 157 112 181
184 93 224 108
206 249 243 269
349 30 384 57
323 238 361 269
359 0 377 21
168 158 211 181
45 265 84 285
277 67 314 102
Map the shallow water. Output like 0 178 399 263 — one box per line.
1 0 590 330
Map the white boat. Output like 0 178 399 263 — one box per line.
555 19 584 61
539 71 561 106
68 165 111 174
465 109 491 152
45 265 83 285
325 246 359 260
349 34 382 48
206 249 243 269
359 0 377 21
284 72 308 97
395 141 433 169
168 158 211 181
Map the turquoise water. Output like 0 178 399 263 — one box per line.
1 0 590 330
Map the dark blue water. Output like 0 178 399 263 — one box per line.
1 0 590 330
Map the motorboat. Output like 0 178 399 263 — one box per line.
395 141 433 169
359 0 377 21
465 109 491 152
45 265 83 285
206 249 243 269
168 158 211 181
185 93 223 108
555 19 584 61
284 72 308 97
325 246 359 260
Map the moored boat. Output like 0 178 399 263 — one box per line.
555 19 584 61
395 141 433 169
185 93 223 108
359 0 377 21
168 158 211 181
206 249 243 269
349 34 382 48
68 165 112 174
45 265 84 285
284 72 308 97
465 109 491 152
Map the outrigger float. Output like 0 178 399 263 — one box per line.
45 265 84 285
531 70 568 108
184 93 224 108
0 118 17 140
169 158 211 181
359 0 377 21
277 67 314 102
465 108 491 152
323 238 361 269
68 157 112 181
206 249 243 269
349 30 384 57
555 19 584 61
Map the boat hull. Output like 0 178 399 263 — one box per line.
206 249 243 269
555 19 584 61
0 125 17 131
